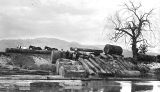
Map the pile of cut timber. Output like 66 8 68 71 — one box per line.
55 54 150 78
78 54 145 77
64 45 150 78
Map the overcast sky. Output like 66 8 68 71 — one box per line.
0 0 160 52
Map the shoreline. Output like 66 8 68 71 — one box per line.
0 75 158 81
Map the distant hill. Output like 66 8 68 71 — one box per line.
0 37 158 57
0 37 100 52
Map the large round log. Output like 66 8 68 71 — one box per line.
70 47 103 53
51 50 61 64
116 70 141 77
104 44 123 55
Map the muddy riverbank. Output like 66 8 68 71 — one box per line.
0 52 56 75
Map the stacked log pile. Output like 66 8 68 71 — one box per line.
56 53 148 78
4 44 152 77
57 44 150 78
78 54 144 77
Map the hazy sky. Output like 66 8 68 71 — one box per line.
0 0 160 52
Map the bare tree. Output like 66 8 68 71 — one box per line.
105 1 157 60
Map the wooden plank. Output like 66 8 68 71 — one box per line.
84 59 101 73
94 57 113 74
113 60 126 70
88 58 106 73
116 59 129 70
78 58 94 74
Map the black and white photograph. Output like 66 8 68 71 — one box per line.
0 0 160 91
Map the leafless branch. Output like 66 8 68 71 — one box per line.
105 0 157 53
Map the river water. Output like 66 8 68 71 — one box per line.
0 80 160 92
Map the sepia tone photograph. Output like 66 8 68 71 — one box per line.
0 0 160 91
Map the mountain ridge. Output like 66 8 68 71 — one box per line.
0 37 101 51
0 37 158 57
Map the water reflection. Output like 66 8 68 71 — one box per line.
118 81 131 92
152 82 160 92
0 80 160 92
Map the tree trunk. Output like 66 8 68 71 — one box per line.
132 38 138 63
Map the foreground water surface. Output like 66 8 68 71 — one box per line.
0 79 160 92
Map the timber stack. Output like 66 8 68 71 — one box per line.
55 44 150 78
4 44 151 78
